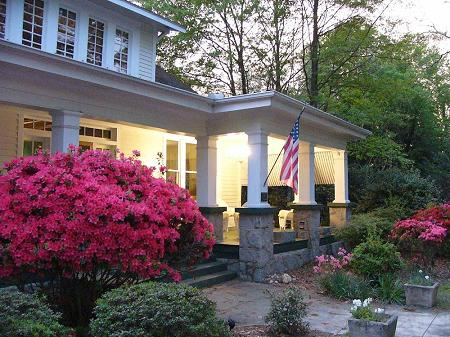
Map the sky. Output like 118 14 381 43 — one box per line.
387 0 450 50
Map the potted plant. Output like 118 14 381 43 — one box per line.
404 270 440 308
348 298 398 337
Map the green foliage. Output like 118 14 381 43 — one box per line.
334 213 393 249
349 165 440 216
376 274 405 304
408 270 434 286
319 271 373 300
90 282 231 337
350 235 403 279
0 288 71 337
265 287 309 336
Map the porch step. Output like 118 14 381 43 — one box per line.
182 270 237 288
181 261 227 279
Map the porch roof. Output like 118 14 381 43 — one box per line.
0 40 371 149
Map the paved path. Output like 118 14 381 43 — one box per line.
204 280 450 337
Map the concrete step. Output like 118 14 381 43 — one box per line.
182 270 238 288
181 261 227 279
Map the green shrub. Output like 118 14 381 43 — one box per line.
349 165 440 216
335 213 393 249
265 287 309 336
90 282 231 337
351 236 403 279
319 271 373 300
376 274 405 304
0 288 71 337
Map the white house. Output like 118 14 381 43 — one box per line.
0 0 371 281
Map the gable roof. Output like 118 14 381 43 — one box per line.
104 0 186 32
155 65 196 93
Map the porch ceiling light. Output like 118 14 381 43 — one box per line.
227 145 250 161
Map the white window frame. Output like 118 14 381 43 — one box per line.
86 16 105 66
56 6 78 59
113 26 130 74
164 136 197 191
22 0 45 50
0 0 7 40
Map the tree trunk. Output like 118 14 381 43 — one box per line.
309 0 320 107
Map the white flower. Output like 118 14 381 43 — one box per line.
375 308 385 314
352 299 362 307
425 275 430 280
350 305 358 312
367 298 373 304
419 270 423 273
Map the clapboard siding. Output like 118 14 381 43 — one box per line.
139 29 156 81
0 107 19 167
218 157 241 207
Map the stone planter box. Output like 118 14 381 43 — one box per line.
348 314 397 337
404 282 440 308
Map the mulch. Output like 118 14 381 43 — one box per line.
232 325 337 337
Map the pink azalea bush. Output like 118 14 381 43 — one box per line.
313 248 353 274
0 148 214 327
390 204 449 261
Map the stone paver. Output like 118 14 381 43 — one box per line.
203 279 450 336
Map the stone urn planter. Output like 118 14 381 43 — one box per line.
404 282 440 308
348 314 398 337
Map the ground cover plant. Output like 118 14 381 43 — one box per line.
90 282 231 337
0 148 215 328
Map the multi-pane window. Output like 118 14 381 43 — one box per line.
114 28 129 73
79 126 112 140
57 8 77 58
22 0 44 49
24 118 52 131
166 140 179 183
185 143 197 198
23 140 43 156
0 0 6 39
87 18 104 66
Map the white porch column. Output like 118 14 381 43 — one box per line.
332 150 350 204
50 110 81 153
245 130 269 208
294 142 317 205
196 136 218 207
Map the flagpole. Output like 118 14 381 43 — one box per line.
263 106 305 188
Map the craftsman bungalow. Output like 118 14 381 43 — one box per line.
0 0 370 281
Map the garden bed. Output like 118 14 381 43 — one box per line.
232 325 338 337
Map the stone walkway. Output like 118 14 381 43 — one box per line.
204 280 450 337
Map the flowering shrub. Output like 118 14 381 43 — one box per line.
390 204 449 261
0 148 214 327
413 204 450 229
313 248 352 274
350 298 386 322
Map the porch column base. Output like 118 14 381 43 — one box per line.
236 207 276 282
289 203 323 258
328 202 354 228
199 207 227 242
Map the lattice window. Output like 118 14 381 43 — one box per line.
87 18 104 66
56 7 76 58
114 28 129 74
22 0 44 49
0 0 6 39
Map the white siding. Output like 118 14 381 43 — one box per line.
138 28 156 81
0 105 19 167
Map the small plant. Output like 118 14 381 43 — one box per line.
0 288 72 337
265 287 310 336
90 282 231 337
319 270 373 300
351 234 403 279
350 298 386 322
377 274 405 304
408 269 434 286
313 247 352 274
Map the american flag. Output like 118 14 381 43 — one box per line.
280 118 300 194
